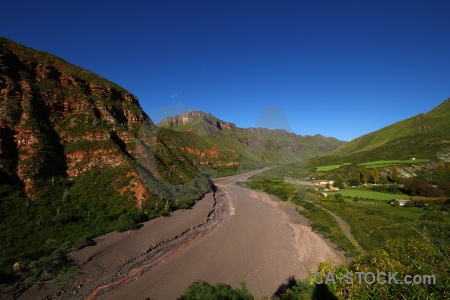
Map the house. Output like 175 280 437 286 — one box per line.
313 180 334 186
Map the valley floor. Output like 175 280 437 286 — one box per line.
20 168 347 300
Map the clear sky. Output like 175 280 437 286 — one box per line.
2 0 450 141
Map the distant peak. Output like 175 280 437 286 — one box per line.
158 111 238 131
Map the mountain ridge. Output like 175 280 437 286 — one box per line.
158 110 345 169
159 110 334 138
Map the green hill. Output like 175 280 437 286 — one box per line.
318 98 450 164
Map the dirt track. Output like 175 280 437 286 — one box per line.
22 168 347 299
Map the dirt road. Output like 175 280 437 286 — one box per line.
306 201 366 254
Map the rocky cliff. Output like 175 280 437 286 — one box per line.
0 37 210 208
0 38 214 292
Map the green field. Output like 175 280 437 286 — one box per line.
328 189 406 201
360 159 429 168
315 159 429 172
316 163 352 172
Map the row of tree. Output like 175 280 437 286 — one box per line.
360 166 381 185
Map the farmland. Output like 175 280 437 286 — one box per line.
360 159 429 168
315 159 430 173
328 189 405 201
316 163 351 172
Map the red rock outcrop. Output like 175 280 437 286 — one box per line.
0 38 154 202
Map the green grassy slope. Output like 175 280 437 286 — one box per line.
315 98 450 165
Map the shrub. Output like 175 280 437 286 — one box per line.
334 193 344 200
284 236 449 300
402 179 445 197
114 210 142 232
403 201 413 208
179 280 253 300
347 178 360 187
333 180 345 189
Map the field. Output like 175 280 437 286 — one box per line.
360 159 429 168
315 159 430 173
316 163 351 172
328 189 406 201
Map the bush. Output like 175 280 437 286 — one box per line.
334 193 344 200
333 180 345 189
52 213 76 224
114 210 142 232
403 201 413 208
309 238 450 299
277 278 314 300
402 179 445 197
179 281 253 300
347 178 360 187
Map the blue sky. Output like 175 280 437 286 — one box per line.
2 0 450 141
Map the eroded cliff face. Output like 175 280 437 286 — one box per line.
0 38 207 205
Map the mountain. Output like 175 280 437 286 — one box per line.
0 37 211 286
324 98 450 164
158 111 345 173
0 37 343 293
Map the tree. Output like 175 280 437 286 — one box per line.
348 178 360 187
372 168 379 185
392 165 399 183
333 180 344 189
438 162 445 177
361 166 368 185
